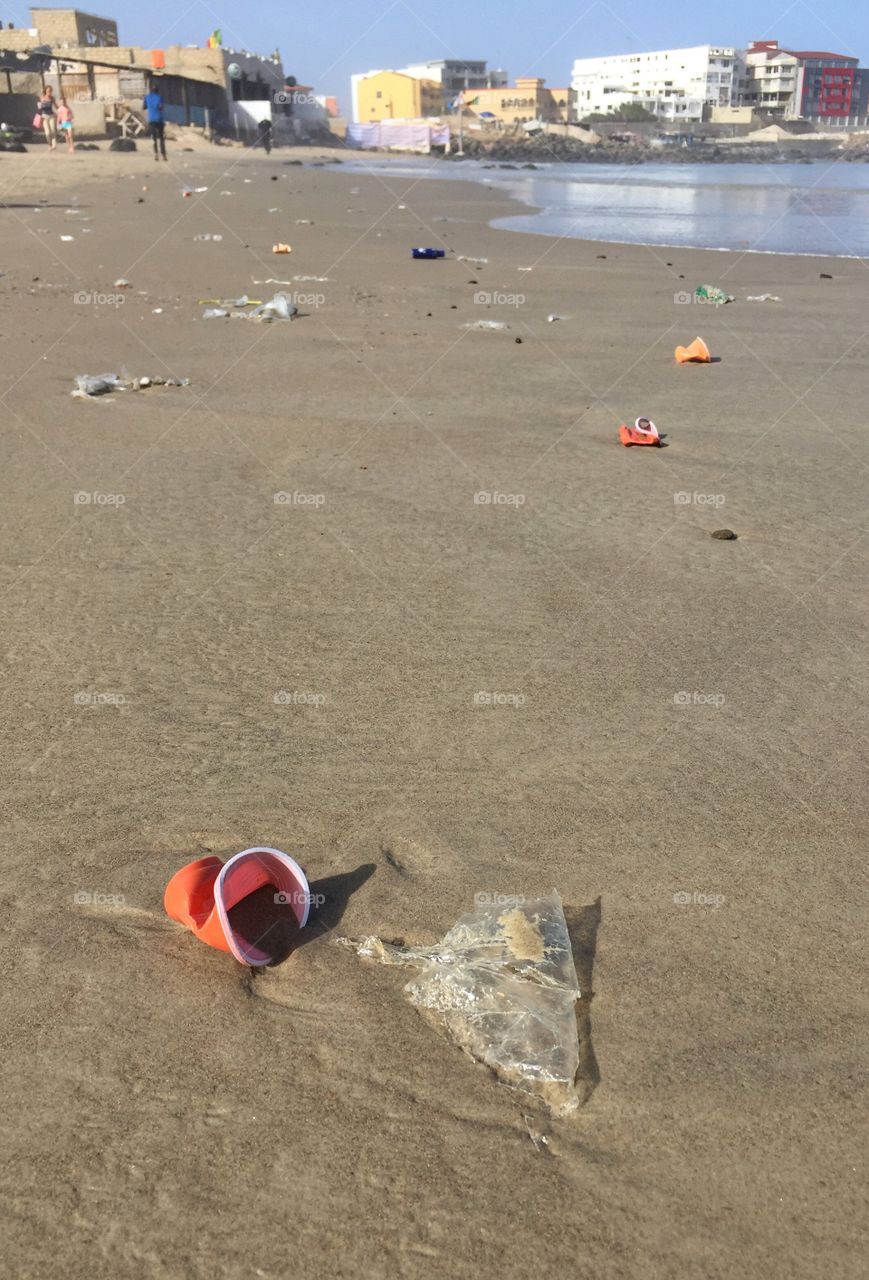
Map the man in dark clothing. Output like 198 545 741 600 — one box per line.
143 82 167 160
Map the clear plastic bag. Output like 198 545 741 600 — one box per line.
340 892 582 1115
72 373 125 397
249 292 297 321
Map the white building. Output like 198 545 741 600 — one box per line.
571 45 737 122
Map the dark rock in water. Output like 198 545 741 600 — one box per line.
284 159 302 165
499 163 518 169
523 163 538 169
711 529 737 540
110 137 136 151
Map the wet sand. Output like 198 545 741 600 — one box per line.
0 143 866 1279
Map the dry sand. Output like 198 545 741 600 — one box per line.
0 141 866 1279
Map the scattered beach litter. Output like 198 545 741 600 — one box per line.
295 219 313 224
746 294 781 302
458 255 489 266
202 292 297 321
272 243 292 254
463 319 509 331
72 372 190 397
547 314 568 323
60 235 74 241
338 892 582 1115
412 248 445 259
113 278 131 289
164 847 311 966
193 233 223 241
619 417 661 447
518 267 533 272
675 336 712 364
199 295 258 307
695 284 733 305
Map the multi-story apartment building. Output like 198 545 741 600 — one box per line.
736 40 869 124
571 45 736 122
351 58 506 121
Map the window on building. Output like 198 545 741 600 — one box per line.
376 90 382 99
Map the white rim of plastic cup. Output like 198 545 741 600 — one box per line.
214 846 311 966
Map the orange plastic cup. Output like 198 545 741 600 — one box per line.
164 846 311 965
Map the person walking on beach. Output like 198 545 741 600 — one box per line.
56 98 74 153
143 81 167 161
36 85 57 150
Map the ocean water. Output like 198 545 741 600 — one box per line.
340 156 869 257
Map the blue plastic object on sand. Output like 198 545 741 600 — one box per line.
412 247 445 259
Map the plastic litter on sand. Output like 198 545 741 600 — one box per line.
338 892 582 1115
463 319 509 331
73 373 189 397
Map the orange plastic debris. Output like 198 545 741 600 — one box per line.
674 337 711 363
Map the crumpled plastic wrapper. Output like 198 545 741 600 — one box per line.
339 892 582 1115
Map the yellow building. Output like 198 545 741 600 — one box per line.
357 71 443 121
462 77 572 126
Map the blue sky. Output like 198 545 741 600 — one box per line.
5 1 868 109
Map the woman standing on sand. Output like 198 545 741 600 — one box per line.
56 98 74 153
36 85 57 150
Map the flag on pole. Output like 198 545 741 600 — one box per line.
450 91 464 109
207 30 222 49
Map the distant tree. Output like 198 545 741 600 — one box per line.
582 104 656 123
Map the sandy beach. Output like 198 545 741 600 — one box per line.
0 142 866 1279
